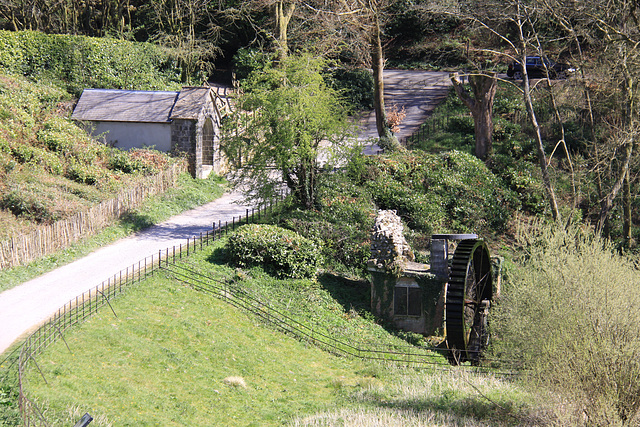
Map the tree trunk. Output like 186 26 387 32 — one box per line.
522 60 561 221
596 46 636 235
450 72 496 160
514 8 560 221
274 1 295 60
370 15 395 147
623 168 632 246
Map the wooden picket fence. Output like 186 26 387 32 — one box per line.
0 161 187 270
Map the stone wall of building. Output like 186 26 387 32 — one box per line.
171 119 197 177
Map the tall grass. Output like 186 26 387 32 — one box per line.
490 222 640 426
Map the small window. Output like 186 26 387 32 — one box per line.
394 286 422 316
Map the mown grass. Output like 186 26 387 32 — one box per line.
19 240 545 426
0 172 226 293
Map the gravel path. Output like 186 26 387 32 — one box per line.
0 70 453 355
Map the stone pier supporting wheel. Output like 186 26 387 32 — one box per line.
445 239 493 365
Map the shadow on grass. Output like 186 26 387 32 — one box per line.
119 211 155 233
318 273 370 314
357 392 541 426
206 246 228 265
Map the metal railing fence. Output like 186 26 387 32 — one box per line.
163 262 518 374
9 191 288 426
3 186 518 427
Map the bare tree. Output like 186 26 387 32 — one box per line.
457 0 561 220
145 0 222 83
538 0 640 241
450 71 497 160
329 0 399 149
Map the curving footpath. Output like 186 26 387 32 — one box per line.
0 191 253 355
0 70 452 356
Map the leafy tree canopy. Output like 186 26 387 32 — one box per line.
222 53 355 209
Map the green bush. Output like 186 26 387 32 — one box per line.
359 151 515 234
0 189 58 223
491 223 640 425
226 224 322 279
488 154 545 214
325 67 374 111
65 159 103 185
232 48 274 82
276 174 377 275
0 30 182 94
108 150 147 174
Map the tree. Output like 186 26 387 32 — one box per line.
222 54 353 209
454 0 563 220
142 0 222 83
325 0 399 149
450 72 497 160
537 0 640 242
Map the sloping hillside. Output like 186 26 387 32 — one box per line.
0 30 189 241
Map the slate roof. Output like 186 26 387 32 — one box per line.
170 87 211 120
72 86 234 123
71 89 180 123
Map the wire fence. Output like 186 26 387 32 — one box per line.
163 261 518 374
2 186 517 427
3 191 287 426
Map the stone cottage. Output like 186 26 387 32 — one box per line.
71 85 232 178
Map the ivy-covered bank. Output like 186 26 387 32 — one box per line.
0 30 182 94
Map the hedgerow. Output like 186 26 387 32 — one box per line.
0 30 182 94
226 224 322 279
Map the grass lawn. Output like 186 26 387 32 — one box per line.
22 273 368 426
21 241 543 426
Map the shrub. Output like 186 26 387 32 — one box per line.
325 67 374 111
226 224 322 279
0 189 58 223
491 223 640 425
65 159 103 185
359 151 516 234
108 149 147 174
488 154 545 215
232 48 273 82
0 30 183 94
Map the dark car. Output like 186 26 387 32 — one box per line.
507 56 575 80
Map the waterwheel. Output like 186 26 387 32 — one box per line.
445 239 493 365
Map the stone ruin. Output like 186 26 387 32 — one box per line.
369 210 415 270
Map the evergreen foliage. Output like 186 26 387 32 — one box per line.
226 224 322 279
0 30 182 94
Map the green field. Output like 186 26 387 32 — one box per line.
20 241 540 427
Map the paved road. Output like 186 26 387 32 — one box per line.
0 192 253 355
0 70 452 356
357 70 451 153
